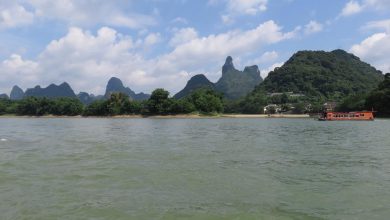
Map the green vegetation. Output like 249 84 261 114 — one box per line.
335 73 389 116
186 89 224 113
366 73 390 116
84 88 223 116
336 93 368 112
224 92 268 114
0 88 224 116
1 50 389 117
0 97 83 116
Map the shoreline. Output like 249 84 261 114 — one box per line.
0 114 312 119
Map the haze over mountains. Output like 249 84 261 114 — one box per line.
1 49 386 104
5 78 151 104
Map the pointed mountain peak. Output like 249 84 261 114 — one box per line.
188 74 211 83
222 56 236 74
59 82 72 88
225 56 233 65
10 85 25 100
107 77 124 86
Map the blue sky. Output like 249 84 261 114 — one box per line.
1 0 389 95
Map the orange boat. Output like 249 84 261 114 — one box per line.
319 111 374 121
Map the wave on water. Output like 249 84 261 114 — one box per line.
0 138 7 142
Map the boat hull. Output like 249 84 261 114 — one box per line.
318 111 374 121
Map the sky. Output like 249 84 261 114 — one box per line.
1 0 390 95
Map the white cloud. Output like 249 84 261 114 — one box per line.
364 0 390 10
169 28 199 46
0 54 39 90
0 0 155 29
258 51 279 63
144 33 162 46
213 0 268 24
246 51 279 66
363 19 390 32
226 0 268 15
340 0 390 16
158 21 296 73
0 20 297 94
349 17 390 74
171 17 188 25
350 32 390 73
221 15 234 25
304 20 323 35
341 1 363 16
261 62 284 79
0 3 35 28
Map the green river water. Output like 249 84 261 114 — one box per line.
0 118 390 219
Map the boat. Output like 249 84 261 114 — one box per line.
318 111 374 121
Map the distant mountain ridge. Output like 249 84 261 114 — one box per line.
25 82 77 98
2 77 150 104
0 93 9 99
174 56 263 99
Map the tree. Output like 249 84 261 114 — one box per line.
186 89 223 113
170 99 196 114
0 99 8 115
366 73 390 116
15 97 36 115
292 102 306 114
51 98 83 116
107 93 130 115
83 100 109 116
123 100 143 114
147 88 173 115
336 94 367 112
239 92 268 114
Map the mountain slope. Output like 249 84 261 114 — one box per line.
215 56 263 99
255 50 383 99
10 85 25 100
104 77 150 100
25 82 77 98
174 74 215 99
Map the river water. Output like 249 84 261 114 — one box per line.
0 118 390 219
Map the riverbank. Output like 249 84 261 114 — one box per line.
0 114 312 119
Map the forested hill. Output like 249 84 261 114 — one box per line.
255 49 384 99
